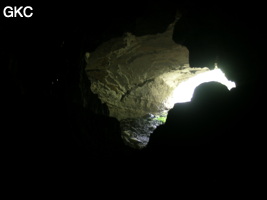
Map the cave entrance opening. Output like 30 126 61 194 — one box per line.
120 66 236 149
166 67 236 107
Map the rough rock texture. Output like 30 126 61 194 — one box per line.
120 113 165 149
85 23 207 121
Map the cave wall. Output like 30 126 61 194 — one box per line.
3 1 266 163
82 2 266 122
84 23 209 120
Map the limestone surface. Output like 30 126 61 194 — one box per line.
85 24 207 121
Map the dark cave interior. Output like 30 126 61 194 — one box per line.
2 1 267 186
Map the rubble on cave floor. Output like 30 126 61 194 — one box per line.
120 111 167 149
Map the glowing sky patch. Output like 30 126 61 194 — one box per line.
166 68 236 106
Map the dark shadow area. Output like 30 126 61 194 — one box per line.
1 2 266 188
147 82 230 147
146 81 266 150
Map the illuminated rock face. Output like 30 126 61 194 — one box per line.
85 24 208 120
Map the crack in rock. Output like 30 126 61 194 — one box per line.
120 78 155 102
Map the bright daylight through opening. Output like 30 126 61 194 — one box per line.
166 67 236 107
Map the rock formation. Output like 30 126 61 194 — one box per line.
85 23 208 121
84 22 212 149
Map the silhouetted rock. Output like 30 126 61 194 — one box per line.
146 82 231 150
